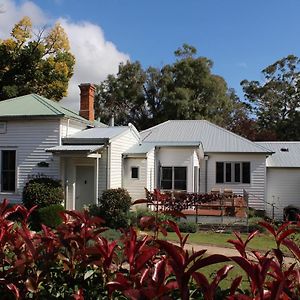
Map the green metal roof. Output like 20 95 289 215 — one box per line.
0 94 106 126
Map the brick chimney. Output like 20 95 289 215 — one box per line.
79 83 95 122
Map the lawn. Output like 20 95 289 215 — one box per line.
163 230 277 252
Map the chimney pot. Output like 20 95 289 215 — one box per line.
79 83 95 122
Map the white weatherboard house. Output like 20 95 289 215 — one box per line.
0 83 298 220
256 142 300 220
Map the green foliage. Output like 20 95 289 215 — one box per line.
248 217 266 233
0 17 75 101
95 44 246 130
22 176 64 209
38 204 64 228
177 221 198 233
241 54 300 140
89 188 132 229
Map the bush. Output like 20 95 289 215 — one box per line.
167 221 198 233
23 176 64 209
38 204 64 228
89 188 131 229
248 216 266 233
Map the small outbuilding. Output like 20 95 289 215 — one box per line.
257 142 300 220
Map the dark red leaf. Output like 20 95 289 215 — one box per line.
152 259 166 285
229 276 243 295
187 254 229 276
132 199 153 205
139 216 155 228
135 247 159 272
192 271 210 291
277 228 297 244
282 238 300 260
156 240 185 268
211 265 234 290
258 221 276 236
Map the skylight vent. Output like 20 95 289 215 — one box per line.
280 148 289 152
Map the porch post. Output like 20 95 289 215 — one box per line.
96 156 99 204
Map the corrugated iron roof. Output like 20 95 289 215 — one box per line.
46 145 104 153
0 94 106 127
256 142 300 167
141 120 271 153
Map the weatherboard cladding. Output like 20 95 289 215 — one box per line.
0 119 60 204
141 120 272 153
256 142 300 168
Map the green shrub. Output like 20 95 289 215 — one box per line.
38 204 65 228
248 217 266 233
169 221 198 233
23 176 64 209
89 188 131 229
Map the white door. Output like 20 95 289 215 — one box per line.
75 166 95 210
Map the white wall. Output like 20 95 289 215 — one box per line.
266 168 300 220
0 119 60 204
147 149 155 192
123 157 147 201
200 153 266 210
109 130 139 189
156 147 199 192
60 118 87 138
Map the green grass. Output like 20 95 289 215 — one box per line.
162 231 277 252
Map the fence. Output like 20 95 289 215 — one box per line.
146 189 248 225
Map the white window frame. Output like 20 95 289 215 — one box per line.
160 166 187 191
0 149 17 193
0 122 7 134
131 166 139 179
216 161 251 184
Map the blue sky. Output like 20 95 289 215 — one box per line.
3 0 300 107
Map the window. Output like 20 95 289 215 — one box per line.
216 162 250 184
131 167 139 179
1 150 16 192
161 166 187 191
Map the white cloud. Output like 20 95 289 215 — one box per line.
59 19 129 110
0 0 47 37
0 0 129 111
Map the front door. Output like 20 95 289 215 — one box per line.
75 166 95 210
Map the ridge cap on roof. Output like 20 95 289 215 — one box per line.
202 120 272 152
141 120 170 133
31 94 64 116
256 141 300 144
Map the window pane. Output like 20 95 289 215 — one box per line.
161 167 172 189
174 167 187 190
1 150 16 192
216 162 224 183
225 163 231 182
242 162 250 183
234 163 241 182
131 167 139 179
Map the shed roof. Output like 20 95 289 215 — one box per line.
0 94 106 127
256 142 300 167
46 145 104 154
141 120 272 153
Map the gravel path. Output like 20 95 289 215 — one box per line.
173 241 297 265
